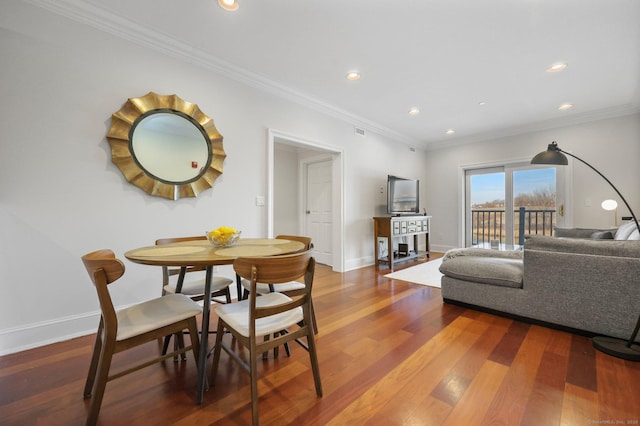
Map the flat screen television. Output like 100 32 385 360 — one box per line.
387 175 420 215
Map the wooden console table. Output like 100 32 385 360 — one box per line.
373 215 431 271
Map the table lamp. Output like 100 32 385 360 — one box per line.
531 141 640 361
601 199 618 227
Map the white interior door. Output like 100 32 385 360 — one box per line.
305 159 333 266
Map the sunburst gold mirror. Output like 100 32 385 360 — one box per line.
107 92 225 200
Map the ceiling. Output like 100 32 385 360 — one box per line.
38 0 640 149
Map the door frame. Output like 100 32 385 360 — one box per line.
267 128 345 272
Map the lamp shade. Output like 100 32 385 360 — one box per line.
531 142 568 165
601 199 618 211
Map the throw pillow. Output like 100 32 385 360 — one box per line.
590 230 614 239
615 222 638 240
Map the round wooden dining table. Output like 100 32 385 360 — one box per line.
124 237 305 404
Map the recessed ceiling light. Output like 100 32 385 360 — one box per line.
346 71 361 81
558 103 573 111
546 62 567 73
445 129 455 135
478 101 486 106
408 107 420 116
218 0 239 11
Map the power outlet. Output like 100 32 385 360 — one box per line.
256 196 265 206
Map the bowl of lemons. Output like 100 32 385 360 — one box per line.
206 226 241 248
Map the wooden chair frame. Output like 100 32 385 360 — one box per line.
210 251 322 425
81 249 201 426
241 235 318 336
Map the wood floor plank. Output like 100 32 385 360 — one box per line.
519 329 572 426
596 350 640 423
0 344 92 379
407 395 455 426
519 351 568 426
567 334 598 391
480 325 552 425
373 326 487 424
429 315 509 407
322 318 468 425
442 359 509 426
488 320 530 366
326 315 484 425
560 383 599 426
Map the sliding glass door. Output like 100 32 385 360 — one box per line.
465 162 565 247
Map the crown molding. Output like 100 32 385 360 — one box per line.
23 0 416 146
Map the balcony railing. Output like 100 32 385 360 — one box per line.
471 207 556 246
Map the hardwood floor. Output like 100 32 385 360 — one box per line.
2 254 639 425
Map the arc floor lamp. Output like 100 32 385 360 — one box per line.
531 141 640 361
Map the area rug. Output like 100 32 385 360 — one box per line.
384 258 443 288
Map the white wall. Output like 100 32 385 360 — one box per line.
273 146 300 236
425 113 640 252
0 1 428 354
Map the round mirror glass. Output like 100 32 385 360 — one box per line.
131 112 210 184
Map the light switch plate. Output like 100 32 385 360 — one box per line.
256 196 265 206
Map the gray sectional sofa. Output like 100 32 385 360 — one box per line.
439 222 640 341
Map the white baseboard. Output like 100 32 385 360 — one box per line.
430 244 457 253
0 311 101 356
345 254 383 271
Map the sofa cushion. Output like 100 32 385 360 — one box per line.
439 257 523 289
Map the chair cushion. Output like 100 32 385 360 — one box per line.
116 294 202 341
164 276 233 296
439 257 523 288
241 278 305 295
215 292 303 337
